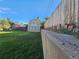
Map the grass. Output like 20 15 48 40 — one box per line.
0 31 43 59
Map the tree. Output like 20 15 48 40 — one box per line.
7 18 15 26
45 17 49 21
7 18 15 29
0 19 11 30
0 23 3 31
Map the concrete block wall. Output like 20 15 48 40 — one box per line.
41 30 79 59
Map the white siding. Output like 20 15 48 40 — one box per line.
28 19 41 32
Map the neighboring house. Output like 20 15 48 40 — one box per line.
28 18 41 32
12 23 27 31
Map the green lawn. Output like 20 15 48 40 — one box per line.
0 31 43 59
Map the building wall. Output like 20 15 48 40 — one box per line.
41 30 79 59
44 0 79 29
75 0 79 28
41 30 70 59
28 19 41 32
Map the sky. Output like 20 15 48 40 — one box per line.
0 0 61 24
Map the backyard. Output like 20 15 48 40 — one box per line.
0 31 43 59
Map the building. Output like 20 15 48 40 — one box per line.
75 0 79 31
41 0 79 59
44 0 79 31
12 23 27 31
28 18 41 32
